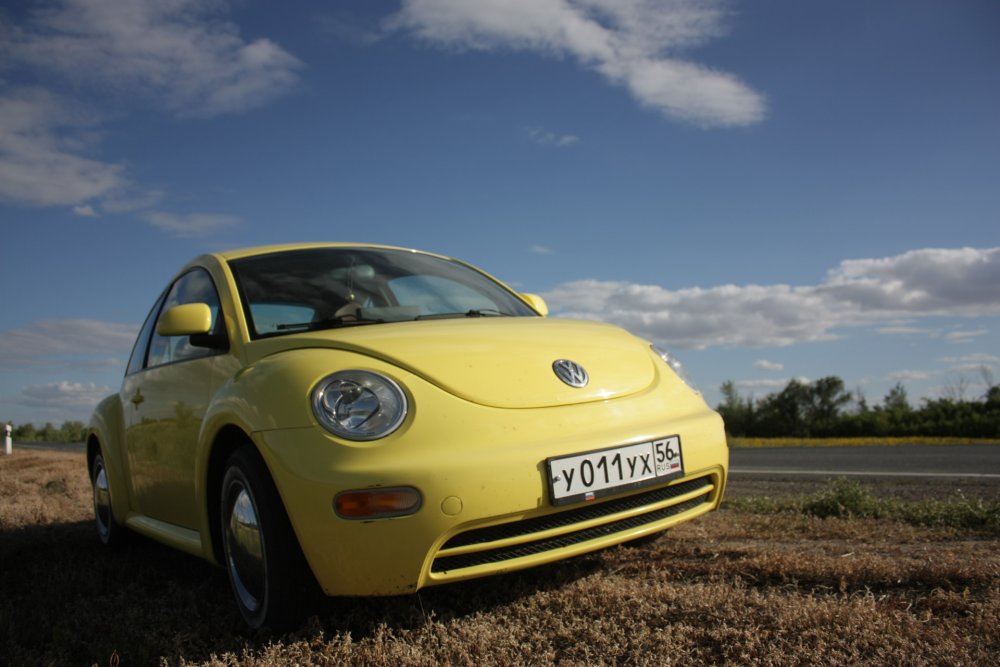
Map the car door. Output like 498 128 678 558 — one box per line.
120 268 227 529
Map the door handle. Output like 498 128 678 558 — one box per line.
130 389 144 407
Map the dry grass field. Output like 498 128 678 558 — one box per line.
2 449 998 666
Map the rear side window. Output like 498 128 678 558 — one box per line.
126 291 166 376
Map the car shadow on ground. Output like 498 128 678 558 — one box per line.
0 519 607 665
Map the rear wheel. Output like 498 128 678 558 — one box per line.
91 452 128 547
220 446 314 631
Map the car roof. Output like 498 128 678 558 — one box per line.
210 242 440 262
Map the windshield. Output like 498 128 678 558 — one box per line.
229 247 538 338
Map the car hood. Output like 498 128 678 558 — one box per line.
255 318 658 409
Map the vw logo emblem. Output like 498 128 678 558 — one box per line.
553 359 589 388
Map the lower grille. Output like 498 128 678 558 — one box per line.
431 475 715 574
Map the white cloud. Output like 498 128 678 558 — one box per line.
732 377 810 393
939 353 998 377
938 353 1000 366
389 0 765 127
944 329 988 344
72 204 99 217
888 370 930 382
530 244 554 255
0 0 299 215
753 359 783 372
99 188 165 213
0 320 136 368
544 279 843 348
317 11 387 46
3 0 303 118
141 210 243 237
823 247 1000 317
543 247 1000 349
526 127 580 147
0 88 125 206
876 324 938 337
17 381 113 411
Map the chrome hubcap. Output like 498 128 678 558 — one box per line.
93 461 112 540
226 483 265 613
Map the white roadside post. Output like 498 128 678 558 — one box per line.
4 423 11 455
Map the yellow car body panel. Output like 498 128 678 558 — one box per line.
87 242 728 607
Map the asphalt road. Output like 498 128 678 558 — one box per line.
730 444 1000 479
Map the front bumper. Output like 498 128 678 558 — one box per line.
252 375 728 596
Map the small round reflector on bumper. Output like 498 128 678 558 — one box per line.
334 487 423 519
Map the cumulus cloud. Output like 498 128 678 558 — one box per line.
753 359 783 372
0 88 125 206
0 0 299 216
0 320 136 368
543 247 1000 349
2 0 302 118
389 0 765 127
823 247 1000 316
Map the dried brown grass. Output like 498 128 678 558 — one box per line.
1 449 998 666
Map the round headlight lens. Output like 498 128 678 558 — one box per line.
312 371 407 441
651 345 699 392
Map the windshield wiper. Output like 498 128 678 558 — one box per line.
276 316 385 332
415 308 511 320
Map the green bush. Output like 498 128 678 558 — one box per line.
802 478 880 519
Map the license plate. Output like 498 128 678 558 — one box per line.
547 436 684 506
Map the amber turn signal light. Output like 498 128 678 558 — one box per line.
334 487 423 519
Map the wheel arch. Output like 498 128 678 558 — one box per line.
204 424 259 565
86 394 130 523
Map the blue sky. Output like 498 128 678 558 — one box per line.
1 0 998 425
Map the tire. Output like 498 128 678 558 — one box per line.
91 452 129 547
220 445 315 631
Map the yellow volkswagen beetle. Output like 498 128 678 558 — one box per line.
87 243 728 629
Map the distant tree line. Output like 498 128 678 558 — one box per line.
717 375 1000 439
3 421 87 444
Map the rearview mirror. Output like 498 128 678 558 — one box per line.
520 293 549 317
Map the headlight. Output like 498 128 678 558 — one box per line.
312 371 408 441
651 345 699 392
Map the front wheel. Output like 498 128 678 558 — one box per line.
220 446 314 631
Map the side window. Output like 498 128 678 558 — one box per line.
146 269 225 369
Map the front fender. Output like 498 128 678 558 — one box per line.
193 349 402 562
87 393 130 524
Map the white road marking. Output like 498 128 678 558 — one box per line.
731 468 1000 479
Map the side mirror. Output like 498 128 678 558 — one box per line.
520 293 549 317
157 303 213 336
